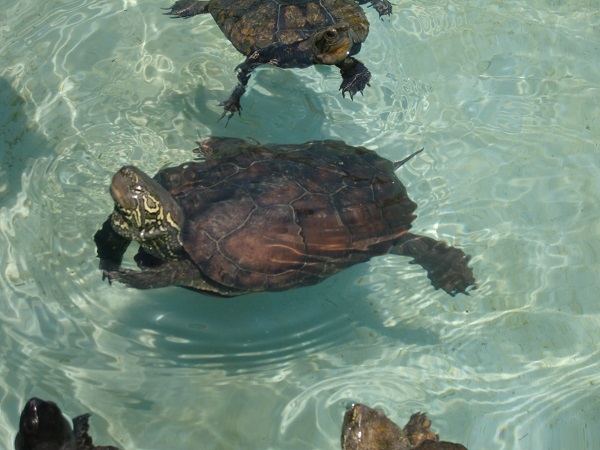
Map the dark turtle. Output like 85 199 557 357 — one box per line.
94 137 475 296
342 403 468 450
165 0 392 120
15 398 119 450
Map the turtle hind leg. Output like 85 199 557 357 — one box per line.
356 0 393 18
392 233 476 296
164 0 209 18
337 57 371 100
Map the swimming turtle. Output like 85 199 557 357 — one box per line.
94 137 475 296
15 397 119 450
165 0 392 120
342 403 468 450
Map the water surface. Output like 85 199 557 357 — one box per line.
1 0 600 448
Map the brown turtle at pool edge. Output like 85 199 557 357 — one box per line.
342 403 468 450
165 0 392 121
94 137 475 296
15 398 119 450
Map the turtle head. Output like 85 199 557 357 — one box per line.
15 398 74 450
109 165 184 258
341 404 403 450
312 24 356 65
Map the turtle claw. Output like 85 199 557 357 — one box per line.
218 85 246 125
99 258 124 286
339 60 371 100
100 267 137 289
101 270 114 286
340 82 369 100
340 79 371 100
357 0 393 18
420 248 475 296
371 0 393 18
101 267 118 286
217 109 237 127
100 260 136 286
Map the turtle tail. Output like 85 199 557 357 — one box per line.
393 148 423 170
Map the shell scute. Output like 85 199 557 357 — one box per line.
143 139 422 292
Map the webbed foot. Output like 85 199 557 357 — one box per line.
218 85 246 125
101 259 205 290
94 218 131 274
101 266 125 286
393 233 476 296
101 266 167 290
404 413 438 447
357 0 393 18
164 0 209 18
406 413 469 449
338 58 371 100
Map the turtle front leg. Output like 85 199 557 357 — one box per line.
72 414 120 450
337 57 371 100
218 85 246 124
164 0 210 18
102 259 199 290
356 0 393 18
392 233 476 296
218 58 262 123
102 259 244 296
94 217 131 272
403 413 438 447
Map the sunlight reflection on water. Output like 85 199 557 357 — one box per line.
1 0 600 448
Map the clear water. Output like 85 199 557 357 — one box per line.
1 0 599 448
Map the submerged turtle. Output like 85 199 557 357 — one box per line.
342 403 468 450
94 137 475 296
165 0 392 120
15 398 119 450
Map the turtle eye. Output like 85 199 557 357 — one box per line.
326 30 337 38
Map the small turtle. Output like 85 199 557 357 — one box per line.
342 403 468 450
15 397 119 450
94 137 475 296
165 0 392 120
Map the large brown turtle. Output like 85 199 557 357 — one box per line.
15 398 119 450
342 403 468 450
94 137 475 296
165 0 392 120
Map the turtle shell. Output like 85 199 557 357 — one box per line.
207 0 369 55
154 137 417 292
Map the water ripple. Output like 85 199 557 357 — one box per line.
1 0 600 448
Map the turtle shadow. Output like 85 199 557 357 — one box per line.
167 68 332 141
109 264 440 374
0 77 53 209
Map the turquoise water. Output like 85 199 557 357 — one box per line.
1 0 600 448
